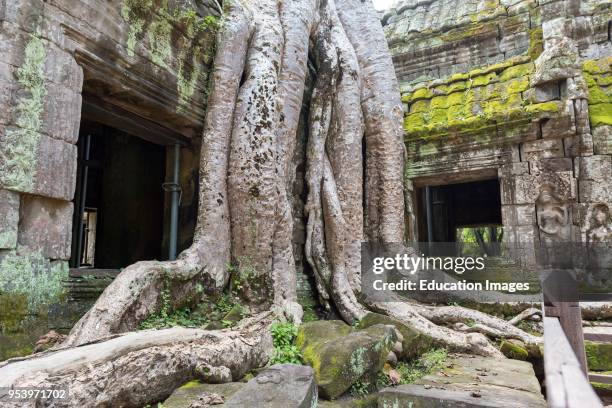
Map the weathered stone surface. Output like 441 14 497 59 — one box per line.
359 312 433 360
164 381 246 408
38 84 82 144
501 170 576 205
0 129 77 200
498 162 529 177
224 364 317 408
318 394 377 407
297 320 397 399
593 126 612 155
18 195 73 260
378 354 546 408
576 155 612 181
520 139 564 161
580 179 612 203
529 157 572 175
33 134 77 200
0 190 19 249
501 204 536 226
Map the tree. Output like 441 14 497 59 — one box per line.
0 1 539 405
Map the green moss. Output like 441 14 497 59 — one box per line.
409 100 429 113
524 101 560 114
1 32 46 191
586 341 612 371
499 63 534 81
0 251 68 313
472 71 497 87
121 0 154 56
504 77 530 95
589 103 612 127
395 348 448 385
0 293 29 333
583 58 611 75
500 340 529 360
120 0 218 111
180 380 202 389
148 16 173 67
404 87 433 103
528 28 544 60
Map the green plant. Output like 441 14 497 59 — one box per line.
214 293 235 316
139 288 208 329
375 371 391 389
395 348 448 385
269 322 303 365
349 378 370 397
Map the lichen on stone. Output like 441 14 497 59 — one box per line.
0 250 68 313
1 31 47 192
121 0 154 57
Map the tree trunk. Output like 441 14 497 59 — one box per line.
10 1 544 404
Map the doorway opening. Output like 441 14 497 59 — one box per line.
416 178 503 255
70 121 167 269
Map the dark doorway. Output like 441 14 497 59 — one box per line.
416 178 502 243
71 121 166 269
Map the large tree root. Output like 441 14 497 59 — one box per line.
64 2 252 347
0 314 273 407
60 0 541 376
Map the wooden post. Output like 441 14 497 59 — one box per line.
545 301 588 373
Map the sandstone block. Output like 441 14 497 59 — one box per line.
579 179 612 203
18 195 73 260
576 155 611 181
564 133 594 157
164 381 245 408
593 126 612 155
297 320 396 399
378 355 546 408
225 365 317 408
530 157 572 175
520 138 564 162
34 134 77 200
498 162 530 178
541 114 575 139
39 84 81 144
0 190 20 249
502 204 536 227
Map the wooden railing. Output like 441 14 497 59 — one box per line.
543 302 603 408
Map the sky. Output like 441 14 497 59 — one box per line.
371 0 396 11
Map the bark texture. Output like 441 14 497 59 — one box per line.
49 4 542 403
0 314 272 407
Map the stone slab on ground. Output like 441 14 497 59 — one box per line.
378 354 546 408
225 364 317 408
163 381 245 408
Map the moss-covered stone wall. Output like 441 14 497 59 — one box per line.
0 0 220 358
384 0 612 248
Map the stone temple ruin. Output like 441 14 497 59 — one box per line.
0 0 611 359
384 0 611 249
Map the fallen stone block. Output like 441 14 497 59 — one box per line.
224 364 317 408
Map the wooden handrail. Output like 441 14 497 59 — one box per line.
543 315 603 408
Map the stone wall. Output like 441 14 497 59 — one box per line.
384 0 611 247
0 0 218 353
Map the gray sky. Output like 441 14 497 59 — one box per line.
372 0 396 10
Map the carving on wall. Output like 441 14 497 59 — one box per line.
587 203 612 242
536 183 569 241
